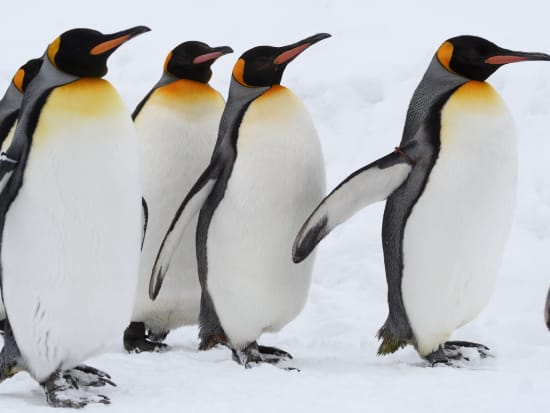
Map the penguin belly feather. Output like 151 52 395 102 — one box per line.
206 86 326 348
2 79 141 381
401 81 517 356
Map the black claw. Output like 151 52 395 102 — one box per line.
98 394 111 405
444 341 490 351
257 345 293 359
74 364 112 379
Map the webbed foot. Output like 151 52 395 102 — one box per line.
42 370 110 408
64 365 116 388
426 341 492 366
231 342 297 371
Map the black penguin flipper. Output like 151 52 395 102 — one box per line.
0 318 24 382
292 148 413 263
149 161 220 300
141 197 148 250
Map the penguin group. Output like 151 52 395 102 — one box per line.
0 24 548 408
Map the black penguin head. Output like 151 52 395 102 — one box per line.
46 26 151 77
436 35 550 81
232 33 331 87
12 58 43 93
164 41 233 83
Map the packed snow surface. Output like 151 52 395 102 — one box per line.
1 0 549 411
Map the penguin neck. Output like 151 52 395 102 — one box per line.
155 71 180 89
0 84 22 119
400 56 470 146
19 56 79 116
0 84 22 139
5 56 79 160
210 78 270 160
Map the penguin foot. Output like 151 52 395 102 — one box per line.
64 365 116 388
43 370 110 408
124 337 170 353
123 322 170 353
231 342 297 370
257 345 293 360
426 341 492 366
148 329 169 343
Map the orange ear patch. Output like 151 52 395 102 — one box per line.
232 58 247 86
436 41 455 73
90 35 130 55
47 37 61 67
163 51 173 73
12 68 25 93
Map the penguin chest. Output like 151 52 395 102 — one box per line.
2 79 141 380
207 86 326 346
133 82 224 328
401 81 517 355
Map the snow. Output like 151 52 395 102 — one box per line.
1 0 550 411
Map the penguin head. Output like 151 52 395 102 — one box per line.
436 35 550 81
232 33 331 87
164 42 233 83
11 58 43 93
46 26 151 77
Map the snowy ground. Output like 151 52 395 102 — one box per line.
1 0 550 411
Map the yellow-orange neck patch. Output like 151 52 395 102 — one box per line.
12 69 25 93
47 37 61 67
232 58 247 86
436 41 455 73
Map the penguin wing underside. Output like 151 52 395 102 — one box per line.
0 153 19 195
149 163 219 300
292 150 413 263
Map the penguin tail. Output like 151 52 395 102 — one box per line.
376 323 409 355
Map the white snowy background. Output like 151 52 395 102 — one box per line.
1 0 549 411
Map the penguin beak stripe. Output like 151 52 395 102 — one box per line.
90 35 131 55
193 51 223 65
274 43 311 65
485 55 531 65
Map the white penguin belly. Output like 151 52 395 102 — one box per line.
207 86 325 348
132 83 223 332
2 79 141 381
401 81 517 356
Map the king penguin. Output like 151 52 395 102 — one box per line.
293 36 550 365
0 58 43 333
149 33 330 367
0 26 149 407
124 41 233 353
